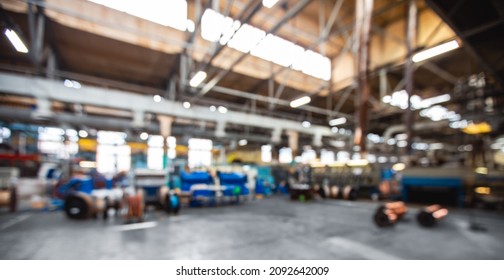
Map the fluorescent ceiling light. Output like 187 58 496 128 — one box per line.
262 0 279 8
392 163 406 171
412 40 459 63
347 159 369 167
4 29 28 53
382 95 391 103
290 96 311 108
183 101 191 109
78 130 88 138
189 71 207 87
419 94 451 108
329 117 346 126
238 139 248 146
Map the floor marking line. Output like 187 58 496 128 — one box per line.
0 214 31 231
113 221 158 231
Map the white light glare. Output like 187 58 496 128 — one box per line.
290 96 311 108
153 95 162 102
189 71 207 87
78 130 88 138
209 105 216 112
140 132 149 140
64 79 81 89
412 40 460 63
262 0 279 8
4 29 28 53
238 139 248 146
382 95 392 103
329 117 347 126
218 106 228 114
302 121 311 128
183 102 191 109
186 19 195 32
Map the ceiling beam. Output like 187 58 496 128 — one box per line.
0 72 336 139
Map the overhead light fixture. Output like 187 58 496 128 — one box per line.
412 40 459 63
290 96 311 108
475 186 491 195
189 71 207 87
392 163 406 172
475 167 488 175
79 161 97 168
209 105 216 112
262 0 279 9
78 130 88 138
329 117 347 126
302 121 311 128
4 29 28 53
140 132 149 140
238 139 248 146
153 95 162 102
347 159 369 167
218 106 228 114
183 101 191 109
64 79 81 89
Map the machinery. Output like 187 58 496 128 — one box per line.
311 164 363 201
217 171 250 203
373 201 408 227
401 167 504 208
288 165 313 201
133 169 180 214
0 167 18 212
180 171 215 207
59 175 125 219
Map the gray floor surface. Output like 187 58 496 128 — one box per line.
1 196 503 259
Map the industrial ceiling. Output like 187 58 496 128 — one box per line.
0 0 502 150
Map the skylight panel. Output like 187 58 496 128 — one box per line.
89 0 188 31
251 34 303 67
227 24 266 53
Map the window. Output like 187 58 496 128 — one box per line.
167 136 176 159
88 0 188 31
147 135 164 170
200 9 331 81
97 130 130 174
38 127 79 159
279 147 292 164
301 149 317 164
320 149 335 164
188 138 212 168
261 145 272 163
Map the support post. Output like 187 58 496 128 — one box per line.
354 0 374 154
404 0 417 156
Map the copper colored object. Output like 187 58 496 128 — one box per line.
417 204 448 227
126 190 144 222
374 201 408 227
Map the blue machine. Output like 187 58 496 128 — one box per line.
255 166 274 196
180 171 215 207
218 172 249 195
401 168 465 207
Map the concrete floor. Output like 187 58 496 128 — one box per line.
1 196 503 259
